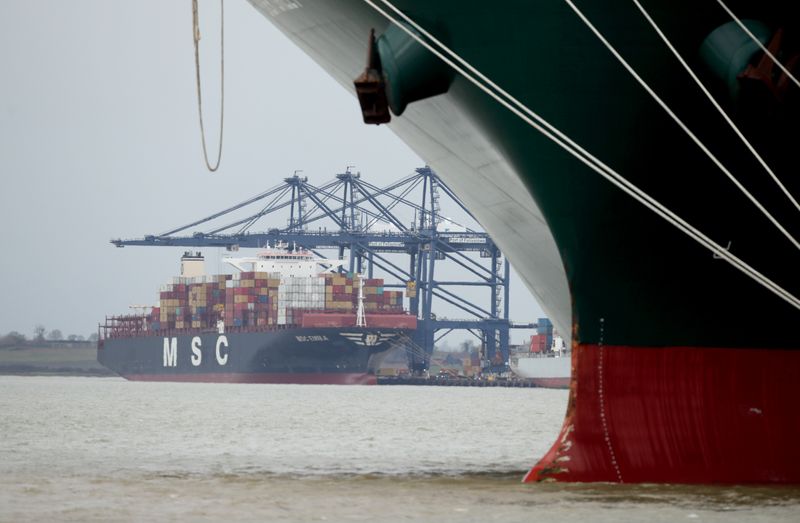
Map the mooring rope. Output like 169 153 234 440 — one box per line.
561 0 800 252
362 0 800 311
631 0 800 214
192 0 225 172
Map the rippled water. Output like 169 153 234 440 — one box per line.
1 376 798 522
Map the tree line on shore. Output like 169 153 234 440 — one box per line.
0 325 98 347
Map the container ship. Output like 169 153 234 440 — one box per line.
98 249 415 384
246 1 800 483
510 319 571 389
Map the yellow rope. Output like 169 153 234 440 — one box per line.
192 0 224 172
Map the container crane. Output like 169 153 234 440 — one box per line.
111 166 537 371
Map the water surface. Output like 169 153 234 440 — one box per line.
1 376 797 522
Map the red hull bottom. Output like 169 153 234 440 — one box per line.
124 372 378 385
529 377 570 389
525 344 800 484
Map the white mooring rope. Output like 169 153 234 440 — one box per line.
561 0 800 253
363 0 800 311
192 0 225 172
631 0 800 214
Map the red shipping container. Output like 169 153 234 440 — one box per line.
530 334 548 353
365 314 417 329
301 313 356 328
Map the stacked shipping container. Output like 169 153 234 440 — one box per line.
150 271 407 332
156 275 231 330
529 317 555 353
223 271 281 328
529 334 549 353
279 276 326 325
323 274 404 313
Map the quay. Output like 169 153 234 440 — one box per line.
376 376 539 388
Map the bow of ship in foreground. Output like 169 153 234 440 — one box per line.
248 0 800 483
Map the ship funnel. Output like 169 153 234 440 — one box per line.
180 251 205 277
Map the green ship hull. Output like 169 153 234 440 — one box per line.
247 0 800 483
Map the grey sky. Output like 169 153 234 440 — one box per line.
0 0 543 343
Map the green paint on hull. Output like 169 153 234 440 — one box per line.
384 0 799 347
251 0 799 348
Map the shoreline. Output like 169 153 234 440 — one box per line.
0 367 116 377
0 343 114 377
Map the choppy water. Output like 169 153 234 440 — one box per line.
1 377 798 522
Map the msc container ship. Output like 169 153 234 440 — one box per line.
245 0 800 483
98 249 416 385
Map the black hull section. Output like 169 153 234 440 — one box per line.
246 0 800 349
98 328 406 385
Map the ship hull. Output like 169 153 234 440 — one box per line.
98 328 405 385
123 372 378 385
247 0 800 482
526 344 800 483
528 377 570 389
510 356 571 389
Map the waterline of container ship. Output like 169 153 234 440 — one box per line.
99 249 416 385
246 0 800 483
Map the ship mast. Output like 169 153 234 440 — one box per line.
356 274 366 327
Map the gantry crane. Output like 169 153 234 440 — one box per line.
112 166 536 372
